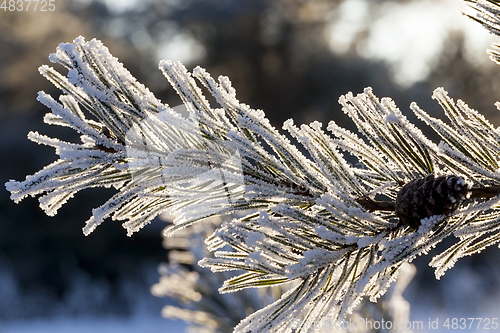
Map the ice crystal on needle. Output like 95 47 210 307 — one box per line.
7 26 500 333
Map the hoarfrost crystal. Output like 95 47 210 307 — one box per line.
7 21 500 333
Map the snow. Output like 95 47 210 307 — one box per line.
1 316 187 333
286 248 349 279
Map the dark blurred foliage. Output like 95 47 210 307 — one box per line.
1 0 500 320
430 31 500 122
62 0 408 128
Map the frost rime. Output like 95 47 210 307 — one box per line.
7 35 500 333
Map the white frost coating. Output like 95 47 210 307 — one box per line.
457 177 466 186
384 113 400 124
8 33 500 333
285 248 349 279
357 233 384 248
67 69 80 84
315 225 359 244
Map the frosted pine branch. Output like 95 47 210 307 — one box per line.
152 217 284 333
6 21 500 333
5 37 245 236
153 216 416 333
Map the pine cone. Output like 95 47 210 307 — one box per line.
395 175 469 228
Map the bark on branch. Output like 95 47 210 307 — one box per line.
357 185 500 212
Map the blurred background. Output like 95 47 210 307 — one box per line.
1 0 500 331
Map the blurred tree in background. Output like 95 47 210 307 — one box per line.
1 0 500 323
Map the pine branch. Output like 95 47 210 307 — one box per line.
7 8 500 330
154 218 416 333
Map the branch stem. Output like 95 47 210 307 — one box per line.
356 198 395 212
356 185 500 212
470 185 500 199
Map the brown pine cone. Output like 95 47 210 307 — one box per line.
395 175 469 228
